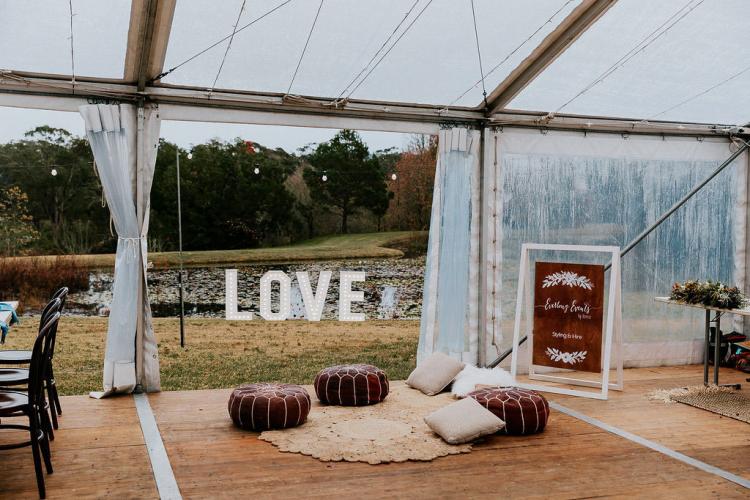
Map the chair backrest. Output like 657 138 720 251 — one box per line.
51 286 69 309
46 288 69 359
39 298 62 332
29 312 59 406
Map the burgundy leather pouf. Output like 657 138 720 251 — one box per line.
228 383 311 431
314 364 389 406
468 387 550 435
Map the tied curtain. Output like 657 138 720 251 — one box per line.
79 104 161 396
418 127 481 365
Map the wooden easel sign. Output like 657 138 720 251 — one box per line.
510 243 623 400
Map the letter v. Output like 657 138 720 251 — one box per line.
296 271 332 321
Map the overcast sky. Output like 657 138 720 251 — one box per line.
0 0 749 151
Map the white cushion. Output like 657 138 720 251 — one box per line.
406 352 465 396
424 397 505 444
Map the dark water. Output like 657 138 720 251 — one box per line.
65 258 426 320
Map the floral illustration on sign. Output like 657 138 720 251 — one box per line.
545 347 587 365
542 271 593 290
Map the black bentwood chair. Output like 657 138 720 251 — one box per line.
0 298 61 442
0 312 58 499
0 288 68 430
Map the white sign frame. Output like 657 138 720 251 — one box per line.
510 243 623 400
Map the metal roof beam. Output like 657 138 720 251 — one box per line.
124 0 176 90
485 0 617 114
0 74 740 138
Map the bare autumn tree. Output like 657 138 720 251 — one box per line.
386 134 437 230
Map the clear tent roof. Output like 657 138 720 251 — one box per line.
162 0 580 107
1 0 748 125
0 0 131 78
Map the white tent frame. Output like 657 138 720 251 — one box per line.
1 0 748 382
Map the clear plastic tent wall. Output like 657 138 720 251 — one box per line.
494 129 747 367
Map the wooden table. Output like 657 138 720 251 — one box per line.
655 297 749 387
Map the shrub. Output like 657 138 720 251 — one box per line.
384 232 429 257
0 256 88 311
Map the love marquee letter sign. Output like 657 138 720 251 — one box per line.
510 244 623 400
225 269 366 322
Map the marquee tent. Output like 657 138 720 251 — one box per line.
1 0 749 393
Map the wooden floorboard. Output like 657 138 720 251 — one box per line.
0 395 158 499
149 366 749 499
1 365 747 498
545 365 750 481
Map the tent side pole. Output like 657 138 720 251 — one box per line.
478 127 487 366
134 103 146 393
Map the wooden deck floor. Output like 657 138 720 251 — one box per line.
1 365 748 499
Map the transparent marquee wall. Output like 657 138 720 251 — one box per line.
495 129 746 361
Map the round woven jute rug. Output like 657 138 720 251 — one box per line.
259 381 471 464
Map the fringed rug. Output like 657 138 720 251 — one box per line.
648 385 750 423
259 381 471 464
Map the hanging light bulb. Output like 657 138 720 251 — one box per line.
50 168 58 177
254 166 260 175
391 173 398 180
187 152 193 160
321 174 328 182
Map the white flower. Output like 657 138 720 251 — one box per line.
545 347 587 365
542 271 593 290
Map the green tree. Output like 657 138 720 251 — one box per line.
0 126 112 253
0 186 39 255
303 130 390 233
150 139 299 250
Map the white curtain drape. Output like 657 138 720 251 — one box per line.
418 128 481 365
79 103 161 396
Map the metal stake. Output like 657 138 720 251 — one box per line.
176 149 185 348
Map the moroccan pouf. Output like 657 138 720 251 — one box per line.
314 364 389 406
468 387 550 435
228 383 311 431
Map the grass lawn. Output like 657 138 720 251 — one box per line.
6 231 427 270
5 316 419 396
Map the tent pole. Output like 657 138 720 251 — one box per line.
478 126 487 366
487 141 749 369
176 149 185 348
134 103 146 393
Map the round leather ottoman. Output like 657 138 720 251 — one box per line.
228 383 311 431
314 364 389 406
468 387 549 435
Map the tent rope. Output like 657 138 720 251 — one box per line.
442 0 575 112
645 63 750 121
343 0 434 101
209 0 247 95
150 0 295 83
285 0 324 97
554 0 704 114
470 0 488 110
334 0 420 102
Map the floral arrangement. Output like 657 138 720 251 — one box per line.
670 280 748 310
